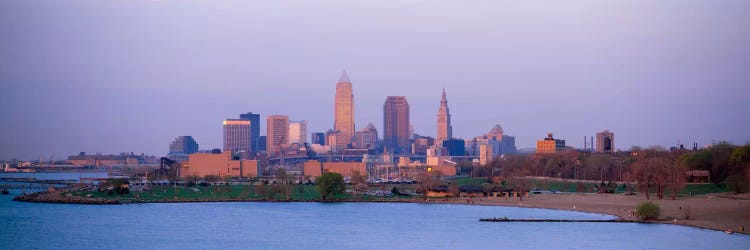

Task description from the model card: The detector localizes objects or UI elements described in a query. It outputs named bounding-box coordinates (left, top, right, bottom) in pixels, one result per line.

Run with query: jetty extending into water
left=479, top=217, right=636, bottom=223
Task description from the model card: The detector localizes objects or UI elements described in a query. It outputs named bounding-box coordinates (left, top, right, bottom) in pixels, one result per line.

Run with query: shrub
left=726, top=174, right=749, bottom=194
left=636, top=202, right=660, bottom=220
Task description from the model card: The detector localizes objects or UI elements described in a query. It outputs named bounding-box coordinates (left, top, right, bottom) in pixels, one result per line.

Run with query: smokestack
left=584, top=136, right=587, bottom=151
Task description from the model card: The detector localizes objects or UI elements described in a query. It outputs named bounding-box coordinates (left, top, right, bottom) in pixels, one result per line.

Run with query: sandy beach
left=428, top=193, right=750, bottom=234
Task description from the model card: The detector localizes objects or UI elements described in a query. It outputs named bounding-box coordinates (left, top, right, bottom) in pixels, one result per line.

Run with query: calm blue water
left=1, top=174, right=749, bottom=249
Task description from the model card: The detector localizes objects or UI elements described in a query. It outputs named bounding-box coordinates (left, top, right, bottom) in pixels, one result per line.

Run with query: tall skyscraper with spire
left=437, top=87, right=453, bottom=142
left=334, top=70, right=355, bottom=145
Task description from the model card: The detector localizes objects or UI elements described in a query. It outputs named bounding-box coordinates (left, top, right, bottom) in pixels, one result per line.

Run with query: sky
left=1, top=0, right=749, bottom=160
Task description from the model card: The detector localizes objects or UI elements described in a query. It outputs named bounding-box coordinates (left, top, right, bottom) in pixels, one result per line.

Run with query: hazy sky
left=1, top=0, right=749, bottom=160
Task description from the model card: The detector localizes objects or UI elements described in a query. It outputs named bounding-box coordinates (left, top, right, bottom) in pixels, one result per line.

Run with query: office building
left=596, top=130, right=615, bottom=153
left=167, top=136, right=199, bottom=162
left=334, top=71, right=355, bottom=145
left=311, top=132, right=326, bottom=145
left=239, top=112, right=261, bottom=152
left=288, top=120, right=308, bottom=144
left=354, top=123, right=378, bottom=149
left=383, top=96, right=410, bottom=153
left=266, top=115, right=289, bottom=156
left=442, top=138, right=466, bottom=156
left=537, top=133, right=566, bottom=154
left=223, top=119, right=251, bottom=159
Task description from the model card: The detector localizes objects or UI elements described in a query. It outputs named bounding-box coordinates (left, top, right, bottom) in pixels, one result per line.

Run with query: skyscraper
left=223, top=119, right=251, bottom=159
left=239, top=112, right=260, bottom=152
left=167, top=136, right=199, bottom=162
left=383, top=96, right=410, bottom=153
left=266, top=115, right=289, bottom=156
left=334, top=71, right=355, bottom=145
left=437, top=87, right=453, bottom=142
left=288, top=120, right=307, bottom=144
left=169, top=136, right=199, bottom=155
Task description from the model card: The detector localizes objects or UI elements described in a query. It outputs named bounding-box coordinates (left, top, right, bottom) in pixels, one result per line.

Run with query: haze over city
left=2, top=0, right=749, bottom=160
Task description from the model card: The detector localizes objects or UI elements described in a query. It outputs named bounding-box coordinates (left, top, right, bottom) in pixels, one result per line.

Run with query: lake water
left=1, top=174, right=749, bottom=249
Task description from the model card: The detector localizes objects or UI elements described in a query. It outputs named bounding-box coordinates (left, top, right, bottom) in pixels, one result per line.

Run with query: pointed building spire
left=441, top=87, right=447, bottom=103
left=338, top=70, right=351, bottom=83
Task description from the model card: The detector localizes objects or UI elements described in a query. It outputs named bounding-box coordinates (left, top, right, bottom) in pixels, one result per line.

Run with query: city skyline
left=2, top=1, right=749, bottom=160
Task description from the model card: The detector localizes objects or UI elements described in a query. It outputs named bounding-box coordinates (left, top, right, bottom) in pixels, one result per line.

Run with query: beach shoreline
left=12, top=189, right=750, bottom=235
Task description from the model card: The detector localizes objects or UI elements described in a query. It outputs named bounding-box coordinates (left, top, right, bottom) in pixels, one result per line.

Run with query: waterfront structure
left=436, top=87, right=453, bottom=143
left=303, top=160, right=366, bottom=178
left=181, top=151, right=259, bottom=177
left=596, top=130, right=615, bottom=153
left=239, top=112, right=261, bottom=152
left=288, top=120, right=307, bottom=144
left=383, top=96, right=410, bottom=153
left=311, top=132, right=326, bottom=145
left=67, top=152, right=157, bottom=166
left=334, top=71, right=355, bottom=145
left=537, top=133, right=566, bottom=154
left=266, top=115, right=289, bottom=156
left=223, top=119, right=252, bottom=159
left=354, top=123, right=378, bottom=149
left=167, top=136, right=199, bottom=162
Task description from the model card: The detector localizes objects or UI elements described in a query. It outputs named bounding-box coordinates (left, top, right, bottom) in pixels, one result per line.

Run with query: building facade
left=436, top=88, right=453, bottom=143
left=596, top=130, right=615, bottom=153
left=311, top=132, right=326, bottom=145
left=334, top=71, right=355, bottom=145
left=181, top=151, right=260, bottom=177
left=239, top=112, right=261, bottom=152
left=303, top=160, right=366, bottom=178
left=288, top=120, right=308, bottom=144
left=354, top=123, right=378, bottom=149
left=383, top=96, right=410, bottom=154
left=223, top=119, right=251, bottom=159
left=266, top=115, right=289, bottom=156
left=537, top=133, right=566, bottom=154
left=167, top=136, right=199, bottom=162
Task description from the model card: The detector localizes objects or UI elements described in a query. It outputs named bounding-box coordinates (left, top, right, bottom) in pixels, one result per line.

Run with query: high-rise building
left=437, top=87, right=453, bottom=142
left=537, top=133, right=566, bottom=154
left=383, top=96, right=410, bottom=153
left=334, top=71, right=355, bottom=145
left=239, top=112, right=260, bottom=152
left=288, top=120, right=307, bottom=144
left=167, top=136, right=199, bottom=162
left=266, top=115, right=289, bottom=156
left=257, top=136, right=267, bottom=152
left=311, top=132, right=326, bottom=145
left=596, top=130, right=615, bottom=153
left=223, top=119, right=252, bottom=159
left=354, top=123, right=378, bottom=149
left=169, top=136, right=199, bottom=155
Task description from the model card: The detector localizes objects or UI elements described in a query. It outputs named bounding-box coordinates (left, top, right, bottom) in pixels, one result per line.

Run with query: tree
left=726, top=174, right=749, bottom=194
left=275, top=168, right=293, bottom=200
left=416, top=170, right=434, bottom=200
left=317, top=172, right=345, bottom=200
left=351, top=170, right=368, bottom=195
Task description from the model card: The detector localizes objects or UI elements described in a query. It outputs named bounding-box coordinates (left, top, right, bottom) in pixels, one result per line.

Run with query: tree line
left=475, top=142, right=750, bottom=199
